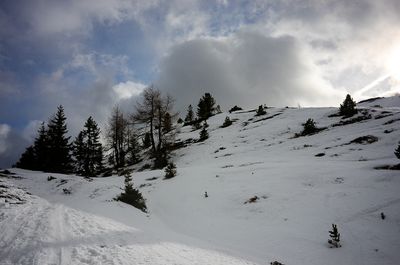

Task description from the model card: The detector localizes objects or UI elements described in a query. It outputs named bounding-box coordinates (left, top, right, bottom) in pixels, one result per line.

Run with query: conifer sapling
left=164, top=162, right=177, bottom=179
left=199, top=122, right=209, bottom=141
left=395, top=142, right=400, bottom=160
left=116, top=173, right=147, bottom=212
left=328, top=223, right=341, bottom=248
left=255, top=105, right=266, bottom=116
left=222, top=116, right=232, bottom=128
left=339, top=94, right=357, bottom=117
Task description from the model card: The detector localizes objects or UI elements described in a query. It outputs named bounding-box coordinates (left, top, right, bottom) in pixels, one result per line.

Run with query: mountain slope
left=1, top=96, right=400, bottom=265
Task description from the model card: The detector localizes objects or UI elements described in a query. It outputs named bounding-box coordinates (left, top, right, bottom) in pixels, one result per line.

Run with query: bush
left=164, top=162, right=177, bottom=179
left=294, top=118, right=325, bottom=137
left=339, top=94, right=357, bottom=117
left=229, top=105, right=242, bottom=113
left=221, top=116, right=232, bottom=128
left=116, top=174, right=147, bottom=212
left=255, top=105, right=266, bottom=116
left=302, top=118, right=317, bottom=135
left=395, top=142, right=400, bottom=159
left=177, top=118, right=183, bottom=124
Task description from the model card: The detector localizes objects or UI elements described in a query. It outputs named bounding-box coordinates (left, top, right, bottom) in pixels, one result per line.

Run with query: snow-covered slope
left=1, top=97, right=400, bottom=265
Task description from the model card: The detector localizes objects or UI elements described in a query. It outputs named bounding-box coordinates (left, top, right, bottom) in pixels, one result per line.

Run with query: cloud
left=22, top=120, right=43, bottom=142
left=113, top=81, right=146, bottom=100
left=0, top=124, right=29, bottom=168
left=0, top=124, right=11, bottom=154
left=2, top=0, right=400, bottom=167
left=157, top=29, right=342, bottom=113
left=266, top=0, right=400, bottom=98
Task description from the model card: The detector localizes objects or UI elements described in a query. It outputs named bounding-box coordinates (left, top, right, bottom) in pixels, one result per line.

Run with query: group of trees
left=181, top=93, right=220, bottom=142
left=15, top=106, right=103, bottom=176
left=106, top=86, right=176, bottom=170
left=15, top=86, right=178, bottom=176
left=184, top=93, right=219, bottom=126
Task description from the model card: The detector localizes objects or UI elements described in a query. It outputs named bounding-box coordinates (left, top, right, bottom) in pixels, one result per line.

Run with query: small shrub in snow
left=328, top=224, right=341, bottom=248
left=63, top=188, right=71, bottom=194
left=350, top=135, right=378, bottom=144
left=221, top=116, right=232, bottom=128
left=47, top=175, right=56, bottom=181
left=295, top=118, right=325, bottom=137
left=244, top=195, right=259, bottom=204
left=116, top=174, right=147, bottom=212
left=177, top=118, right=183, bottom=124
left=255, top=105, right=266, bottom=116
left=381, top=212, right=386, bottom=220
left=395, top=142, right=400, bottom=159
left=164, top=162, right=177, bottom=179
left=270, top=261, right=284, bottom=265
left=229, top=105, right=243, bottom=113
left=303, top=118, right=317, bottom=135
left=204, top=191, right=208, bottom=198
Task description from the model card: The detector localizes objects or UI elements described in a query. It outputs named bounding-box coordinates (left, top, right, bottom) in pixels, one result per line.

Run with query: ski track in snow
left=0, top=186, right=257, bottom=265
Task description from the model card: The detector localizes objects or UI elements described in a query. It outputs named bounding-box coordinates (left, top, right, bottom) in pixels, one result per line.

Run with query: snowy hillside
left=1, top=96, right=400, bottom=265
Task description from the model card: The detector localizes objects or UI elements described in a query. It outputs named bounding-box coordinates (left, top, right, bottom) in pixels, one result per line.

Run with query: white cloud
left=26, top=0, right=159, bottom=36
left=113, top=81, right=146, bottom=100
left=0, top=124, right=11, bottom=154
left=22, top=120, right=43, bottom=142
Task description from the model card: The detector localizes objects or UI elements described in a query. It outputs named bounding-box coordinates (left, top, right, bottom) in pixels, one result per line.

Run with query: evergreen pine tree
left=328, top=224, right=341, bottom=248
left=14, top=146, right=36, bottom=169
left=185, top=104, right=194, bottom=123
left=199, top=122, right=209, bottom=141
left=47, top=105, right=72, bottom=173
left=197, top=93, right=216, bottom=120
left=302, top=118, right=317, bottom=135
left=72, top=131, right=86, bottom=175
left=83, top=116, right=103, bottom=177
left=339, top=94, right=357, bottom=117
left=164, top=162, right=177, bottom=179
left=33, top=122, right=49, bottom=170
left=73, top=117, right=104, bottom=177
left=117, top=174, right=147, bottom=212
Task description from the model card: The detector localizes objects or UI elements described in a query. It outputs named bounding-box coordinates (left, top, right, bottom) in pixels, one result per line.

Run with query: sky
left=1, top=0, right=400, bottom=167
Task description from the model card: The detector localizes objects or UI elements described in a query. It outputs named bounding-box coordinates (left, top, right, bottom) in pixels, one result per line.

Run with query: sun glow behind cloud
left=386, top=45, right=400, bottom=82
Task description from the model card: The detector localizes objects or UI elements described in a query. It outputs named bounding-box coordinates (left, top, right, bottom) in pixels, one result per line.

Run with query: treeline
left=14, top=106, right=104, bottom=176
left=14, top=87, right=220, bottom=177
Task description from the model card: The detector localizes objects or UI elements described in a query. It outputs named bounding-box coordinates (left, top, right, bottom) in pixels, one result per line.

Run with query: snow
left=1, top=96, right=400, bottom=264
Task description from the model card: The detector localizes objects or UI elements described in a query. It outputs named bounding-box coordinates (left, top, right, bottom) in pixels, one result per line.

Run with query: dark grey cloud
left=157, top=30, right=341, bottom=114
